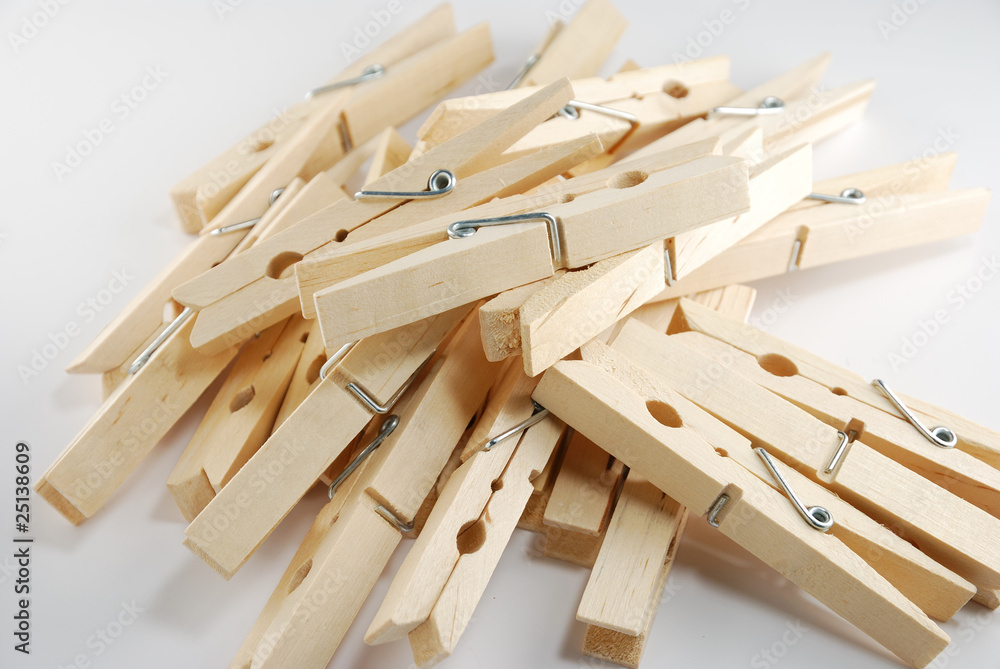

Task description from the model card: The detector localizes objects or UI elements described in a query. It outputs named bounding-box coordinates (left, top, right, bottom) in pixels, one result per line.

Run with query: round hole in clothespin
left=608, top=170, right=648, bottom=190
left=646, top=400, right=683, bottom=428
left=757, top=353, right=798, bottom=378
left=265, top=251, right=304, bottom=280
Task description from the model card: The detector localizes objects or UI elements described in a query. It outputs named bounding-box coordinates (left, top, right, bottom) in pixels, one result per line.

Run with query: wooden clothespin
left=35, top=199, right=315, bottom=523
left=229, top=311, right=502, bottom=669
left=171, top=79, right=580, bottom=353
left=167, top=314, right=312, bottom=521
left=474, top=142, right=810, bottom=376
left=673, top=297, right=1000, bottom=486
left=509, top=0, right=627, bottom=89
left=653, top=152, right=990, bottom=300
left=608, top=318, right=1000, bottom=609
left=183, top=305, right=469, bottom=578
left=364, top=362, right=565, bottom=666
left=167, top=3, right=458, bottom=232
left=416, top=54, right=740, bottom=164
left=533, top=344, right=950, bottom=669
left=298, top=136, right=718, bottom=325
left=576, top=285, right=756, bottom=667
left=660, top=154, right=990, bottom=299
left=308, top=148, right=750, bottom=349
left=579, top=335, right=975, bottom=624
left=627, top=52, right=873, bottom=165
left=68, top=8, right=492, bottom=380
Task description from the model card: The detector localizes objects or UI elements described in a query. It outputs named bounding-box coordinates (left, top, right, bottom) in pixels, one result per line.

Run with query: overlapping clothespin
left=602, top=313, right=1000, bottom=611
left=473, top=142, right=810, bottom=376
left=65, top=4, right=493, bottom=382
left=171, top=79, right=594, bottom=352
left=533, top=337, right=962, bottom=669
left=303, top=141, right=751, bottom=350
left=574, top=285, right=756, bottom=667
left=228, top=310, right=502, bottom=669
left=415, top=54, right=741, bottom=164
left=628, top=52, right=874, bottom=163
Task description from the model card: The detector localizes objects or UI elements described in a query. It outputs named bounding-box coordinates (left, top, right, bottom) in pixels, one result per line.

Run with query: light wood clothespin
left=364, top=362, right=564, bottom=666
left=475, top=143, right=810, bottom=376
left=626, top=52, right=873, bottom=163
left=674, top=297, right=1000, bottom=479
left=533, top=346, right=950, bottom=669
left=299, top=136, right=720, bottom=329
left=577, top=285, right=757, bottom=667
left=168, top=3, right=458, bottom=232
left=182, top=305, right=470, bottom=578
left=167, top=315, right=312, bottom=521
left=171, top=79, right=579, bottom=352
left=609, top=318, right=1000, bottom=608
left=417, top=55, right=740, bottom=165
left=652, top=153, right=990, bottom=300
left=229, top=312, right=501, bottom=669
left=309, top=151, right=750, bottom=349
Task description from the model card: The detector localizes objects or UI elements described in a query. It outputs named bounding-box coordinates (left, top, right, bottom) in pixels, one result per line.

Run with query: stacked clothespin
left=38, top=1, right=998, bottom=668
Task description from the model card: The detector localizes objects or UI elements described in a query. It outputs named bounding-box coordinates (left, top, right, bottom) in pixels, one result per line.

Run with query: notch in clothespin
left=229, top=310, right=502, bottom=669
left=170, top=79, right=580, bottom=354
left=309, top=147, right=750, bottom=350
left=533, top=345, right=952, bottom=669
left=608, top=317, right=1000, bottom=609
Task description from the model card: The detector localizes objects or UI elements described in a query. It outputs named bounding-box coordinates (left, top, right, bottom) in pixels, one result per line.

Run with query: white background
left=2, top=1, right=999, bottom=668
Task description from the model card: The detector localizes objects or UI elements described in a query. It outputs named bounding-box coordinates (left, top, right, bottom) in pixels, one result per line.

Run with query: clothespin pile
left=38, top=2, right=999, bottom=668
